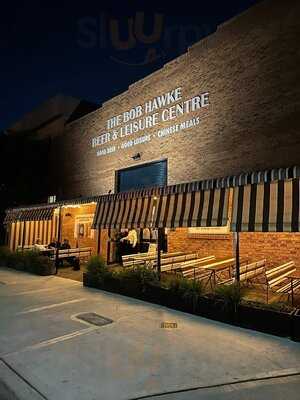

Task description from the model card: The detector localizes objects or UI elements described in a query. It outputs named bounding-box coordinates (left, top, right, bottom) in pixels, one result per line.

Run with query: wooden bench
left=221, top=259, right=266, bottom=285
left=17, top=245, right=48, bottom=252
left=265, top=261, right=299, bottom=303
left=155, top=253, right=203, bottom=272
left=51, top=247, right=92, bottom=262
left=189, top=258, right=236, bottom=286
left=122, top=252, right=156, bottom=267
left=122, top=251, right=184, bottom=268
left=179, top=257, right=217, bottom=287
left=164, top=255, right=215, bottom=274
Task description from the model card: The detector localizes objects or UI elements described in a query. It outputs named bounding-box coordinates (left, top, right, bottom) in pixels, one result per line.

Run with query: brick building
left=4, top=0, right=300, bottom=268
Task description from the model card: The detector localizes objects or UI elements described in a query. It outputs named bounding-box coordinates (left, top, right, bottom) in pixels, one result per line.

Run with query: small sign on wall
left=78, top=223, right=85, bottom=237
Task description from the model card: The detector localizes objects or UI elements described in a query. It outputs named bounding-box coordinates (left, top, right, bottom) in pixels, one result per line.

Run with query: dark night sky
left=0, top=0, right=260, bottom=131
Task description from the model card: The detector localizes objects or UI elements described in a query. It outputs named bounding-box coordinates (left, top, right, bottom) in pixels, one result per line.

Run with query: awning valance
left=4, top=206, right=56, bottom=225
left=92, top=187, right=229, bottom=229
left=231, top=178, right=300, bottom=232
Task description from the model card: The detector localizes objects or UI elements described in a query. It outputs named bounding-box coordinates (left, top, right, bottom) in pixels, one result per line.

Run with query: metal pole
left=234, top=231, right=240, bottom=284
left=5, top=226, right=9, bottom=246
left=97, top=228, right=101, bottom=256
left=107, top=228, right=111, bottom=264
left=157, top=228, right=162, bottom=280
left=22, top=221, right=26, bottom=249
left=55, top=206, right=62, bottom=274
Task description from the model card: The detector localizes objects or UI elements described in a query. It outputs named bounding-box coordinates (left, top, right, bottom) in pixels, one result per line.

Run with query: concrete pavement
left=0, top=266, right=300, bottom=400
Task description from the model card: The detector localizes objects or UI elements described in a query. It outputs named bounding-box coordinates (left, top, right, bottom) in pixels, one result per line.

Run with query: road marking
left=16, top=298, right=86, bottom=315
left=1, top=280, right=48, bottom=285
left=11, top=286, right=80, bottom=296
left=4, top=327, right=97, bottom=356
left=1, top=287, right=63, bottom=296
left=26, top=326, right=97, bottom=349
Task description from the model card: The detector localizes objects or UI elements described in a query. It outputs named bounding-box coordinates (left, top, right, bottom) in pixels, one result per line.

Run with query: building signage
left=91, top=87, right=209, bottom=157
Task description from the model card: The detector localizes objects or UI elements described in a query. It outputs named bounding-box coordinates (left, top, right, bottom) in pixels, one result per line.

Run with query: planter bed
left=291, top=309, right=300, bottom=342
left=197, top=295, right=237, bottom=324
left=83, top=274, right=236, bottom=322
left=238, top=302, right=294, bottom=338
left=7, top=263, right=56, bottom=276
left=83, top=273, right=295, bottom=338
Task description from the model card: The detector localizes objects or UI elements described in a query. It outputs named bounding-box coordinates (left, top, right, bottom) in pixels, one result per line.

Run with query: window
left=74, top=215, right=94, bottom=239
left=116, top=160, right=167, bottom=192
left=188, top=225, right=230, bottom=235
left=48, top=195, right=56, bottom=204
left=188, top=220, right=231, bottom=238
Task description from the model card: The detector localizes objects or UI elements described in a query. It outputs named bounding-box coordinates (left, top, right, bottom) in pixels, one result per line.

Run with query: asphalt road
left=0, top=267, right=300, bottom=400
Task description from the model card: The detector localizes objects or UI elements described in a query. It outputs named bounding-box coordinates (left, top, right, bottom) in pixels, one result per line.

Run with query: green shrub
left=215, top=283, right=243, bottom=312
left=0, top=248, right=54, bottom=275
left=180, top=279, right=204, bottom=297
left=114, top=266, right=158, bottom=293
left=86, top=256, right=112, bottom=282
left=164, top=276, right=204, bottom=310
left=165, top=276, right=203, bottom=294
left=163, top=275, right=181, bottom=292
left=117, top=266, right=158, bottom=283
left=0, top=246, right=12, bottom=266
left=23, top=251, right=54, bottom=275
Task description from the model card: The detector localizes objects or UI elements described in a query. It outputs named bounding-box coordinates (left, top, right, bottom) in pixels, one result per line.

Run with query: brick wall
left=239, top=232, right=300, bottom=267
left=168, top=228, right=300, bottom=267
left=50, top=0, right=300, bottom=199
left=168, top=228, right=234, bottom=259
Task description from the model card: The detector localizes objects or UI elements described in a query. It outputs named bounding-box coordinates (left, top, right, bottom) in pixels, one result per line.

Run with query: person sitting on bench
left=34, top=239, right=47, bottom=252
left=60, top=239, right=80, bottom=270
left=48, top=237, right=59, bottom=249
left=61, top=238, right=71, bottom=250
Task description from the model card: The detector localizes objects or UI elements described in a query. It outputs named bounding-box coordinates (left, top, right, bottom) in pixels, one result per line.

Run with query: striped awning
left=231, top=178, right=300, bottom=232
left=4, top=206, right=55, bottom=225
left=92, top=187, right=229, bottom=229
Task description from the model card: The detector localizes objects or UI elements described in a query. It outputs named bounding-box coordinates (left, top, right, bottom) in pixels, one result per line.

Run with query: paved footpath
left=0, top=267, right=300, bottom=400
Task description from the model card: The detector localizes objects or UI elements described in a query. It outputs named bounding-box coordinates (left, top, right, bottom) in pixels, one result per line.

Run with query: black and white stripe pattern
left=92, top=188, right=229, bottom=229
left=231, top=178, right=300, bottom=232
left=4, top=206, right=55, bottom=225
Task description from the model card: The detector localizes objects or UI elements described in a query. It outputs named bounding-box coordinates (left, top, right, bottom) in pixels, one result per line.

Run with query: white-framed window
left=188, top=222, right=230, bottom=235
left=48, top=195, right=56, bottom=204
left=74, top=214, right=95, bottom=239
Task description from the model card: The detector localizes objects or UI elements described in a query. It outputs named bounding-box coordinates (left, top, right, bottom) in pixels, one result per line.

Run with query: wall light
left=131, top=153, right=141, bottom=161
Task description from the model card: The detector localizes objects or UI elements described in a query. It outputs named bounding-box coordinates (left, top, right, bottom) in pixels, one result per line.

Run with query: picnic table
left=200, top=258, right=236, bottom=286
left=131, top=252, right=192, bottom=269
